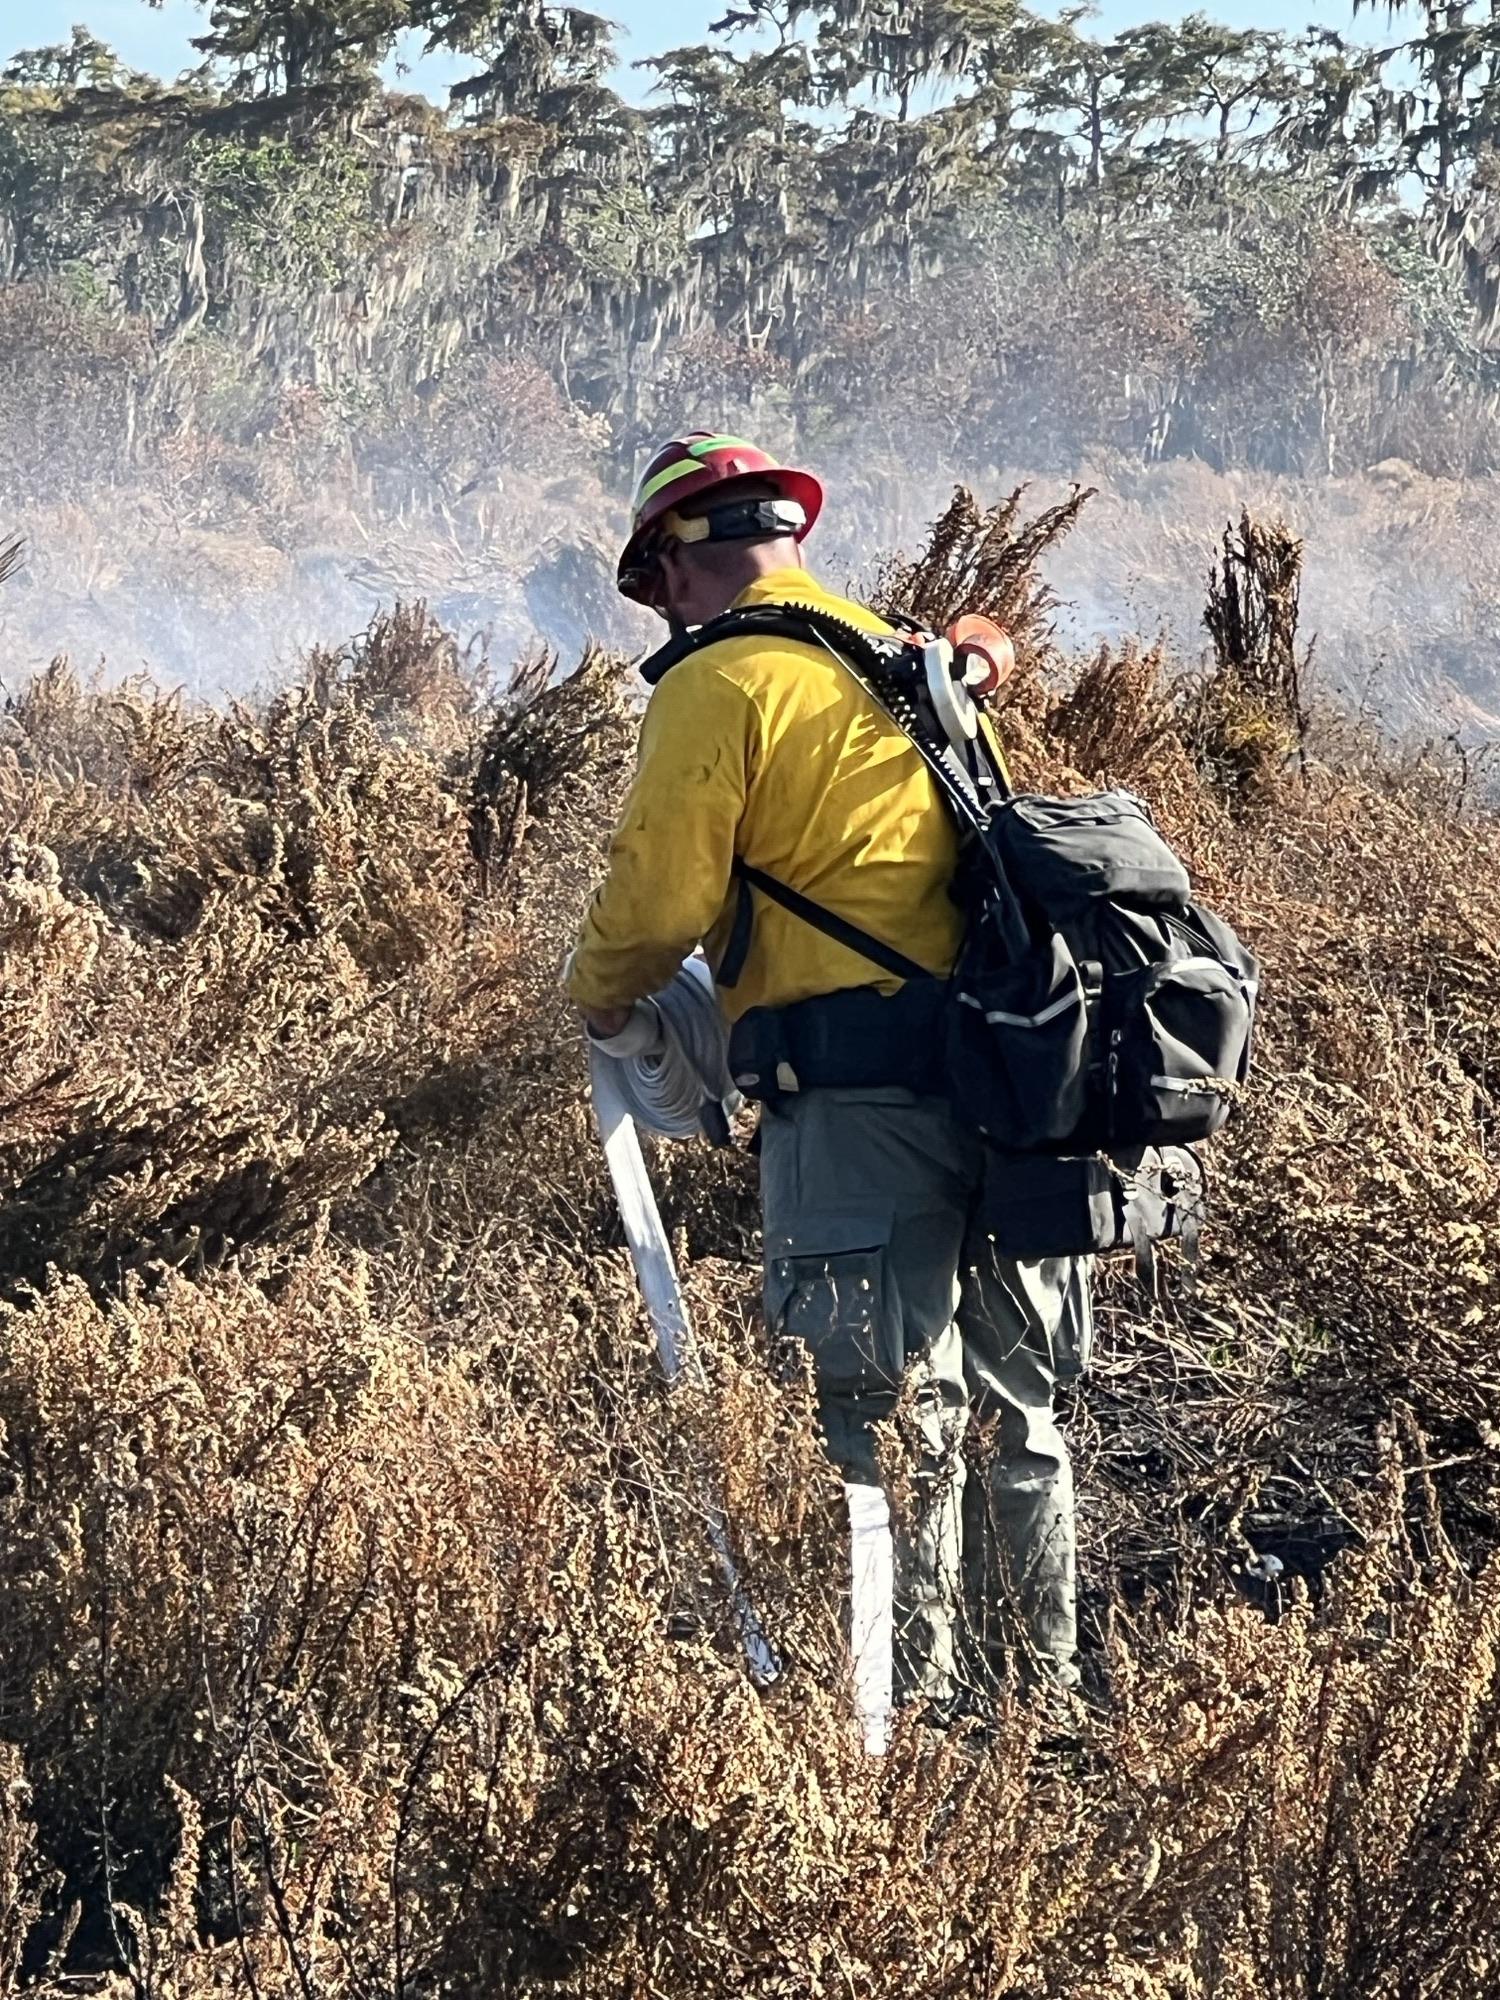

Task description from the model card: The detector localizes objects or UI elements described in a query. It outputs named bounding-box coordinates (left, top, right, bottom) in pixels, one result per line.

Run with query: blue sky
left=8, top=0, right=1376, bottom=99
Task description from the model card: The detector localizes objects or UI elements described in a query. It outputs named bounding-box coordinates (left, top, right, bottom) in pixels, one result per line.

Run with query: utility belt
left=727, top=979, right=948, bottom=1104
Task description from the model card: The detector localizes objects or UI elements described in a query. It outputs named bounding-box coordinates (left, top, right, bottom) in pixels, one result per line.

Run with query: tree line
left=4, top=0, right=1500, bottom=502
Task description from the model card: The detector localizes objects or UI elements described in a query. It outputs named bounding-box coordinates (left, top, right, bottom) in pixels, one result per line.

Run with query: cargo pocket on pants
left=764, top=1208, right=901, bottom=1399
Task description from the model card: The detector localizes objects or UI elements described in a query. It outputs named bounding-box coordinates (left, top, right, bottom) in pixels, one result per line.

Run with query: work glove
left=585, top=999, right=665, bottom=1060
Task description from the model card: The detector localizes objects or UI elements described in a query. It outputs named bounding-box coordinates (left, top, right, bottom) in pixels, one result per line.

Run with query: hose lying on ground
left=586, top=958, right=779, bottom=1685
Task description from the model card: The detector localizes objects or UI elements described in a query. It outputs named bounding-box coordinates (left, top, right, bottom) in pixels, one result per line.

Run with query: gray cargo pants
left=761, top=1086, right=1083, bottom=1706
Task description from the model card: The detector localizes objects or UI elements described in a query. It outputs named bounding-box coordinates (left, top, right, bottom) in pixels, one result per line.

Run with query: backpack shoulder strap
left=643, top=600, right=1029, bottom=978
left=646, top=602, right=1009, bottom=814
left=641, top=602, right=912, bottom=688
left=718, top=858, right=933, bottom=990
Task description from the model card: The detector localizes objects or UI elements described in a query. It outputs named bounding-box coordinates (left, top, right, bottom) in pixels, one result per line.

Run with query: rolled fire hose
left=587, top=960, right=894, bottom=1749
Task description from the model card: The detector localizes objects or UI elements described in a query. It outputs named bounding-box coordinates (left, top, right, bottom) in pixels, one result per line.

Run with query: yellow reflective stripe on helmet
left=634, top=437, right=778, bottom=517
left=687, top=434, right=762, bottom=458
left=635, top=456, right=709, bottom=511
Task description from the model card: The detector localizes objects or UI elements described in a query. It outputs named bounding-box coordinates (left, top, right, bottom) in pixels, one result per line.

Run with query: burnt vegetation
left=0, top=487, right=1497, bottom=1994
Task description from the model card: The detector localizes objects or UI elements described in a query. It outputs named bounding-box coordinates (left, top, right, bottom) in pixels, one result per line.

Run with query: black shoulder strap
left=641, top=602, right=916, bottom=688
left=640, top=625, right=706, bottom=687
left=644, top=603, right=1010, bottom=811
left=646, top=599, right=1028, bottom=978
left=718, top=858, right=932, bottom=990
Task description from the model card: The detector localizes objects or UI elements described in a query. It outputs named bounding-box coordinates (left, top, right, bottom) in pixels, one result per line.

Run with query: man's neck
left=729, top=542, right=805, bottom=597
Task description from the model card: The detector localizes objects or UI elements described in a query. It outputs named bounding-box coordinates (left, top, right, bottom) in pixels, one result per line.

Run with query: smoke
left=0, top=471, right=648, bottom=704
left=1034, top=456, right=1500, bottom=737
left=3, top=381, right=1499, bottom=742
left=832, top=447, right=1500, bottom=738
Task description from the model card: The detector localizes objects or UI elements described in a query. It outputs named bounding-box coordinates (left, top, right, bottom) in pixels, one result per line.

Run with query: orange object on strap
left=945, top=615, right=1015, bottom=698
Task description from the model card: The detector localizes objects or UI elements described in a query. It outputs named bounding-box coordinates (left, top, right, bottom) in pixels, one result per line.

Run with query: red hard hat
left=618, top=431, right=824, bottom=604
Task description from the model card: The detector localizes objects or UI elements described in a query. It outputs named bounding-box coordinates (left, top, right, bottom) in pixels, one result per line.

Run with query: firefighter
left=566, top=432, right=1082, bottom=1712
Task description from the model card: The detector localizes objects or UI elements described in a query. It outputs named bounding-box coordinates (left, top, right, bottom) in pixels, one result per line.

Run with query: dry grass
left=0, top=494, right=1498, bottom=1995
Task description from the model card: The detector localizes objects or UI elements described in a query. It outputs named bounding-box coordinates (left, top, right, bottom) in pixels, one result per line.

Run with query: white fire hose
left=587, top=959, right=893, bottom=1749
left=586, top=960, right=779, bottom=1686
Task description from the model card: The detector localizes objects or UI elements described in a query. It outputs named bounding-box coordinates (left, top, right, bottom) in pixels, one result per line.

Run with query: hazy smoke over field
left=0, top=465, right=647, bottom=704
left=4, top=407, right=1500, bottom=738
left=827, top=451, right=1500, bottom=736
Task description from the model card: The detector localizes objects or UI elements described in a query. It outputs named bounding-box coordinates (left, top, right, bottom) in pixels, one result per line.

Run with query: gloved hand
left=585, top=999, right=665, bottom=1059
left=584, top=1004, right=635, bottom=1039
left=561, top=947, right=640, bottom=1042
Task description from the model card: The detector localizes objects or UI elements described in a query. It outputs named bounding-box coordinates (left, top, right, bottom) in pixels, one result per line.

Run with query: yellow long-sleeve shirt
left=566, top=567, right=976, bottom=1023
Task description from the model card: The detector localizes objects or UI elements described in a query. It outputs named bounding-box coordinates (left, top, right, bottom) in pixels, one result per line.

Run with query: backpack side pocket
left=1108, top=955, right=1253, bottom=1144
left=948, top=932, right=1090, bottom=1150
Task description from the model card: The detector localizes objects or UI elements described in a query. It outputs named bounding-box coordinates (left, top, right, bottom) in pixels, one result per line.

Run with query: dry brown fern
left=870, top=483, right=1095, bottom=668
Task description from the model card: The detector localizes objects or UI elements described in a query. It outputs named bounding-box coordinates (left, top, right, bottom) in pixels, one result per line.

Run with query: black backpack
left=645, top=603, right=1260, bottom=1269
left=947, top=786, right=1259, bottom=1156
